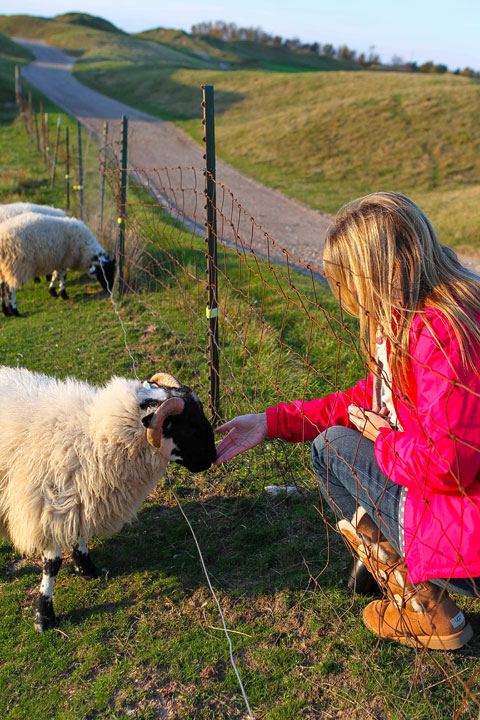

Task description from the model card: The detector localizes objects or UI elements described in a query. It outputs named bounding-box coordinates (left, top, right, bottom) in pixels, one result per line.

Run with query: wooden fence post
left=51, top=116, right=62, bottom=187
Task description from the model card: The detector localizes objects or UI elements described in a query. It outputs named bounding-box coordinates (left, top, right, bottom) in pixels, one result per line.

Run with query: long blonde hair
left=324, top=192, right=480, bottom=388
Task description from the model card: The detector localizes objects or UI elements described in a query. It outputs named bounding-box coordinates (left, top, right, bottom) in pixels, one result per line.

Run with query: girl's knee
left=312, top=426, right=357, bottom=463
left=312, top=426, right=346, bottom=474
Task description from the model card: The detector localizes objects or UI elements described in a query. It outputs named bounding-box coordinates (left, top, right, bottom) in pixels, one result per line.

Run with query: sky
left=3, top=0, right=479, bottom=71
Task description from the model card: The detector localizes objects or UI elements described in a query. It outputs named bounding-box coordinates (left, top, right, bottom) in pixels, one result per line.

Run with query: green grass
left=0, top=39, right=480, bottom=720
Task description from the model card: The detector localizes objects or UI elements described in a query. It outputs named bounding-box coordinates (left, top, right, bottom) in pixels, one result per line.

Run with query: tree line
left=190, top=20, right=478, bottom=76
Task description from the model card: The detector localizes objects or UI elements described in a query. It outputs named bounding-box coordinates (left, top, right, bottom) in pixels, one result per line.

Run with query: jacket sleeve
left=374, top=314, right=480, bottom=493
left=266, top=374, right=374, bottom=443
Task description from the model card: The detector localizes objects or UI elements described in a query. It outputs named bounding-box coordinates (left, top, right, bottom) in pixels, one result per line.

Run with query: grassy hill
left=2, top=12, right=480, bottom=254
left=0, top=13, right=358, bottom=72
left=0, top=14, right=215, bottom=67
left=137, top=27, right=358, bottom=71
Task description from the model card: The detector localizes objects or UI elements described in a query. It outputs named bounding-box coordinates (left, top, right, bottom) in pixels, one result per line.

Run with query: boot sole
left=363, top=611, right=474, bottom=650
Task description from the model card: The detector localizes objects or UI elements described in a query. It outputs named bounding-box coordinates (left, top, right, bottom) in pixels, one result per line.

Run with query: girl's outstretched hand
left=215, top=412, right=268, bottom=464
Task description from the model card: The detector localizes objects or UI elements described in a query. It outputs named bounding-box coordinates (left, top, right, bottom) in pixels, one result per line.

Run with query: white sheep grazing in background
left=0, top=203, right=68, bottom=295
left=0, top=367, right=216, bottom=632
left=0, top=212, right=115, bottom=315
left=0, top=202, right=66, bottom=223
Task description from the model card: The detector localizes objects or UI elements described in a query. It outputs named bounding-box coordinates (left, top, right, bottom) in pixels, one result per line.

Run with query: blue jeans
left=311, top=426, right=479, bottom=598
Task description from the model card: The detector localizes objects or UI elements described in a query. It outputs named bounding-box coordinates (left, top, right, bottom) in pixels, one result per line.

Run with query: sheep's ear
left=146, top=397, right=185, bottom=447
left=149, top=372, right=183, bottom=389
left=142, top=412, right=154, bottom=428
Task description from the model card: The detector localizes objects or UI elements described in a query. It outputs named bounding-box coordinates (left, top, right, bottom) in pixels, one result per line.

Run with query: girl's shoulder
left=410, top=306, right=454, bottom=339
left=410, top=305, right=480, bottom=354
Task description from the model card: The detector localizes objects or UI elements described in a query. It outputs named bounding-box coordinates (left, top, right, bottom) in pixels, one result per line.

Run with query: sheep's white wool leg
left=72, top=538, right=99, bottom=579
left=33, top=546, right=62, bottom=633
left=48, top=271, right=59, bottom=298
left=59, top=270, right=68, bottom=300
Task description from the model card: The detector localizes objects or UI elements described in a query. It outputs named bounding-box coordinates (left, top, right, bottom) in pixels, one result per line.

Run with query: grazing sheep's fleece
left=0, top=366, right=216, bottom=631
left=0, top=202, right=66, bottom=223
left=0, top=212, right=115, bottom=314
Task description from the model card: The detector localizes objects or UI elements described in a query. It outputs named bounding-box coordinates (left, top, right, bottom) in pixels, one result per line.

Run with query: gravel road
left=15, top=38, right=332, bottom=274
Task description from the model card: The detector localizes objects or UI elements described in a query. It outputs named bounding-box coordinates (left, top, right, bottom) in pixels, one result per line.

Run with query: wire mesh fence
left=10, top=90, right=480, bottom=719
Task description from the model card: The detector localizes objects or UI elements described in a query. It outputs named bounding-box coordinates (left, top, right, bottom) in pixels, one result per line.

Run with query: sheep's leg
left=72, top=539, right=99, bottom=579
left=1, top=282, right=11, bottom=316
left=8, top=288, right=19, bottom=317
left=48, top=271, right=59, bottom=298
left=33, top=547, right=62, bottom=632
left=58, top=270, right=68, bottom=300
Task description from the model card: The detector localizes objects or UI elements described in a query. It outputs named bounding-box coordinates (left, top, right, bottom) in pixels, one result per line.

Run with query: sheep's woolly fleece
left=0, top=202, right=66, bottom=223
left=0, top=367, right=175, bottom=554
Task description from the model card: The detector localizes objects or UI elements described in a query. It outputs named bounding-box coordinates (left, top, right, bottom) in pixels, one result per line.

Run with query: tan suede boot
left=338, top=508, right=473, bottom=651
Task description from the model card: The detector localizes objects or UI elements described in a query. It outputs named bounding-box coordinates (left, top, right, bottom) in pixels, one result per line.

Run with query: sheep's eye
left=139, top=399, right=160, bottom=410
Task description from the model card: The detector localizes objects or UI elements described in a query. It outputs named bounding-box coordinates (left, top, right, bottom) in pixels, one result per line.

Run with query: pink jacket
left=266, top=307, right=480, bottom=584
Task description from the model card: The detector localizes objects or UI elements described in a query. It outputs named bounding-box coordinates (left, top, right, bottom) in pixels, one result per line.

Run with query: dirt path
left=15, top=37, right=332, bottom=273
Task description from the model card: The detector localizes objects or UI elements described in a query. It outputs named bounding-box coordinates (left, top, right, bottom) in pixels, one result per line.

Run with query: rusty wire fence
left=15, top=92, right=480, bottom=718
left=101, top=144, right=480, bottom=719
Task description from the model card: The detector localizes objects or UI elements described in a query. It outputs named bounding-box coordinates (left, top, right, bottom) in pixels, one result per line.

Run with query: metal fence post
left=77, top=122, right=85, bottom=221
left=65, top=125, right=70, bottom=211
left=98, top=121, right=109, bottom=239
left=202, top=84, right=220, bottom=422
left=116, top=115, right=128, bottom=296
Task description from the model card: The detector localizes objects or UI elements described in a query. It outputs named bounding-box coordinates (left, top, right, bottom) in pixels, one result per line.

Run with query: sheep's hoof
left=11, top=308, right=20, bottom=317
left=59, top=290, right=69, bottom=300
left=34, top=277, right=41, bottom=284
left=33, top=595, right=56, bottom=632
left=49, top=287, right=58, bottom=298
left=1, top=303, right=11, bottom=317
left=72, top=550, right=100, bottom=579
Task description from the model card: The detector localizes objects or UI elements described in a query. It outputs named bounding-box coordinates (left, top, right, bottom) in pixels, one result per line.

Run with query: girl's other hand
left=347, top=404, right=392, bottom=442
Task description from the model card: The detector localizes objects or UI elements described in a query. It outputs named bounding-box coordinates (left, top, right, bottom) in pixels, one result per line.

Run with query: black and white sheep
left=0, top=367, right=216, bottom=632
left=0, top=212, right=115, bottom=315
left=0, top=202, right=68, bottom=293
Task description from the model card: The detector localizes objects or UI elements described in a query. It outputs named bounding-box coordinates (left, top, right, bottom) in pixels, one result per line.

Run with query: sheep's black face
left=93, top=257, right=116, bottom=293
left=162, top=393, right=216, bottom=472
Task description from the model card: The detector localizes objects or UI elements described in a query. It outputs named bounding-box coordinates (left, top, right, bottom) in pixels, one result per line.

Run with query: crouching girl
left=215, top=191, right=480, bottom=651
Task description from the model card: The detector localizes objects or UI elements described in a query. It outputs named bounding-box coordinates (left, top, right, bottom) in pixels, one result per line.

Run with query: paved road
left=16, top=38, right=332, bottom=274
